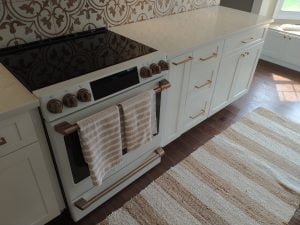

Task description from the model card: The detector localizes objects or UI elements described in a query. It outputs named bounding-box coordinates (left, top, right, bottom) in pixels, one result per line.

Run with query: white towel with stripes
left=120, top=90, right=156, bottom=151
left=77, top=106, right=123, bottom=186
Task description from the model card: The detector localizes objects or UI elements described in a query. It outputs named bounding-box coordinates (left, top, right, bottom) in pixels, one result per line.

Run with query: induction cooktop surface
left=0, top=28, right=157, bottom=91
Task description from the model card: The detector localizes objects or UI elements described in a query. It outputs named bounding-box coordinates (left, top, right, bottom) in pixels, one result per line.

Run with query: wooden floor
left=47, top=60, right=300, bottom=225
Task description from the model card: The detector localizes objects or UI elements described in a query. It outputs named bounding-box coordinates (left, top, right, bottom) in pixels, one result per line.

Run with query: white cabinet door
left=284, top=35, right=300, bottom=66
left=263, top=29, right=285, bottom=60
left=210, top=42, right=263, bottom=116
left=162, top=54, right=192, bottom=146
left=209, top=50, right=240, bottom=115
left=0, top=143, right=59, bottom=225
left=230, top=42, right=263, bottom=101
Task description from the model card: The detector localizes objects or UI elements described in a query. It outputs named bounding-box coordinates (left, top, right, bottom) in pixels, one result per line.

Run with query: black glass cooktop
left=0, top=28, right=156, bottom=91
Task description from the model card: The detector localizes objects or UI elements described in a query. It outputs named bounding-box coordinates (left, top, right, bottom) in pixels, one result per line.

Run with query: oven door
left=45, top=77, right=167, bottom=203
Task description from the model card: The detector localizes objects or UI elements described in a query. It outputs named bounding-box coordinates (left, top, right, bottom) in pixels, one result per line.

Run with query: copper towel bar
left=54, top=79, right=171, bottom=135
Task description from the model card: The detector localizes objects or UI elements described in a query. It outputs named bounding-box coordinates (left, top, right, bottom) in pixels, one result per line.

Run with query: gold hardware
left=195, top=80, right=212, bottom=89
left=74, top=148, right=165, bottom=210
left=241, top=37, right=254, bottom=44
left=190, top=109, right=205, bottom=119
left=199, top=53, right=217, bottom=61
left=0, top=137, right=7, bottom=146
left=154, top=79, right=171, bottom=93
left=172, top=56, right=193, bottom=66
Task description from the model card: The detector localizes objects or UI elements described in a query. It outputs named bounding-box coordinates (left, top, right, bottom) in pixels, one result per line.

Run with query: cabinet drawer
left=193, top=41, right=222, bottom=65
left=184, top=91, right=209, bottom=130
left=0, top=113, right=37, bottom=157
left=224, top=26, right=266, bottom=53
left=188, top=63, right=216, bottom=94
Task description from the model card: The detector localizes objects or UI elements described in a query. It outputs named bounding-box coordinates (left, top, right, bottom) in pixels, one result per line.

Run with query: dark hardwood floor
left=47, top=60, right=300, bottom=225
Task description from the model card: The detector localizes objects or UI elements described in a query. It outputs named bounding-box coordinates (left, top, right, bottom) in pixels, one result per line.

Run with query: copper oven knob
left=63, top=94, right=78, bottom=108
left=77, top=88, right=92, bottom=102
left=150, top=63, right=161, bottom=75
left=47, top=99, right=63, bottom=114
left=158, top=60, right=170, bottom=71
left=140, top=66, right=152, bottom=78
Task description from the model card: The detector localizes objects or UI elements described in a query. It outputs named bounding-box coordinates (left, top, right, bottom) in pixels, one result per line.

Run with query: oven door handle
left=54, top=79, right=171, bottom=135
left=74, top=148, right=165, bottom=210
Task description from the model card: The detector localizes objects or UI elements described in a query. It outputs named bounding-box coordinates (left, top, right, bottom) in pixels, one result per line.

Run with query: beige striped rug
left=99, top=108, right=300, bottom=225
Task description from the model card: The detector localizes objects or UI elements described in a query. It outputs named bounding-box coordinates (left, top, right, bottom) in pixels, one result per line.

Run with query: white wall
left=259, top=0, right=277, bottom=17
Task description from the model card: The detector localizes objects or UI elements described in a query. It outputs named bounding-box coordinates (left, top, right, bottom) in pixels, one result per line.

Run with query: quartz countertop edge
left=109, top=6, right=274, bottom=57
left=0, top=64, right=39, bottom=120
left=269, top=23, right=300, bottom=36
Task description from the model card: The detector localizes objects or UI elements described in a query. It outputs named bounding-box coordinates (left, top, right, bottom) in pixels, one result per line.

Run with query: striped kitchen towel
left=120, top=90, right=156, bottom=151
left=77, top=106, right=123, bottom=186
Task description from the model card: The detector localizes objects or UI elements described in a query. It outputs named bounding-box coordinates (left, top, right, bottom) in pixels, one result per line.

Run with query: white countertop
left=0, top=64, right=39, bottom=120
left=110, top=6, right=273, bottom=56
left=269, top=23, right=300, bottom=36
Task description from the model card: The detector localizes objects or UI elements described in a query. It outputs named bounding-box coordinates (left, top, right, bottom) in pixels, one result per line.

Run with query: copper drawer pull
left=241, top=37, right=254, bottom=44
left=195, top=80, right=212, bottom=89
left=172, top=56, right=193, bottom=66
left=190, top=109, right=205, bottom=119
left=0, top=137, right=7, bottom=146
left=199, top=53, right=217, bottom=61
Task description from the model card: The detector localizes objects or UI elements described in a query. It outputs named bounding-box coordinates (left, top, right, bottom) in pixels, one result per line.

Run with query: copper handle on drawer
left=172, top=56, right=193, bottom=66
left=199, top=53, right=217, bottom=61
left=241, top=37, right=254, bottom=44
left=0, top=137, right=7, bottom=146
left=195, top=80, right=212, bottom=89
left=190, top=109, right=205, bottom=119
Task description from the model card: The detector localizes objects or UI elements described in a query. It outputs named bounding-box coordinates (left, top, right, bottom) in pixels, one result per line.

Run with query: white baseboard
left=260, top=54, right=300, bottom=72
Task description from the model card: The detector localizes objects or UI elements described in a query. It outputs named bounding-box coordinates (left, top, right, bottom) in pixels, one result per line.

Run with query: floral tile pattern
left=0, top=0, right=220, bottom=48
left=0, top=2, right=17, bottom=47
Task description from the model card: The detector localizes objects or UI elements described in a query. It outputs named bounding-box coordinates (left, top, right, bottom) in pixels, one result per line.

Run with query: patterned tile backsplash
left=0, top=0, right=220, bottom=48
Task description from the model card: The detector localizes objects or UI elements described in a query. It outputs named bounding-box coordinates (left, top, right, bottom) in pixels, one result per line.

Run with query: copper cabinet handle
left=241, top=37, right=254, bottom=44
left=190, top=109, right=205, bottom=119
left=199, top=53, right=217, bottom=61
left=0, top=137, right=7, bottom=146
left=195, top=80, right=212, bottom=89
left=172, top=56, right=193, bottom=66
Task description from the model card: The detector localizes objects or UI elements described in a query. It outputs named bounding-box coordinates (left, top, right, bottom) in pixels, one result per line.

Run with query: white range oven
left=0, top=28, right=170, bottom=221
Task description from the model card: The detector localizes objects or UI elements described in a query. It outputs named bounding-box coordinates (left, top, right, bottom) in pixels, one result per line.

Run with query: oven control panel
left=39, top=56, right=169, bottom=122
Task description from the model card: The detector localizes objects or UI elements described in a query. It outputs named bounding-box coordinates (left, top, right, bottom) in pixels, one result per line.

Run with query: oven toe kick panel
left=70, top=148, right=164, bottom=221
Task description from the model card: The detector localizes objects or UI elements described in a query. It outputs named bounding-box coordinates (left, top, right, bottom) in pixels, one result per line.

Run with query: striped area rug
left=99, top=108, right=300, bottom=225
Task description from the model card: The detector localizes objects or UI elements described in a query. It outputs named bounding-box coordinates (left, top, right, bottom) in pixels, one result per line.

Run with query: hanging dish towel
left=120, top=90, right=156, bottom=151
left=77, top=106, right=122, bottom=186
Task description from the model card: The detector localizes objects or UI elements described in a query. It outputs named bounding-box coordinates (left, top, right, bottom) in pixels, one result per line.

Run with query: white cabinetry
left=230, top=43, right=263, bottom=101
left=163, top=25, right=267, bottom=146
left=262, top=29, right=300, bottom=72
left=182, top=41, right=223, bottom=133
left=210, top=42, right=263, bottom=115
left=163, top=54, right=192, bottom=145
left=0, top=112, right=60, bottom=225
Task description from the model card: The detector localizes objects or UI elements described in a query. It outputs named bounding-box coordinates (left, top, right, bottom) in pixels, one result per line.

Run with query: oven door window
left=64, top=91, right=161, bottom=184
